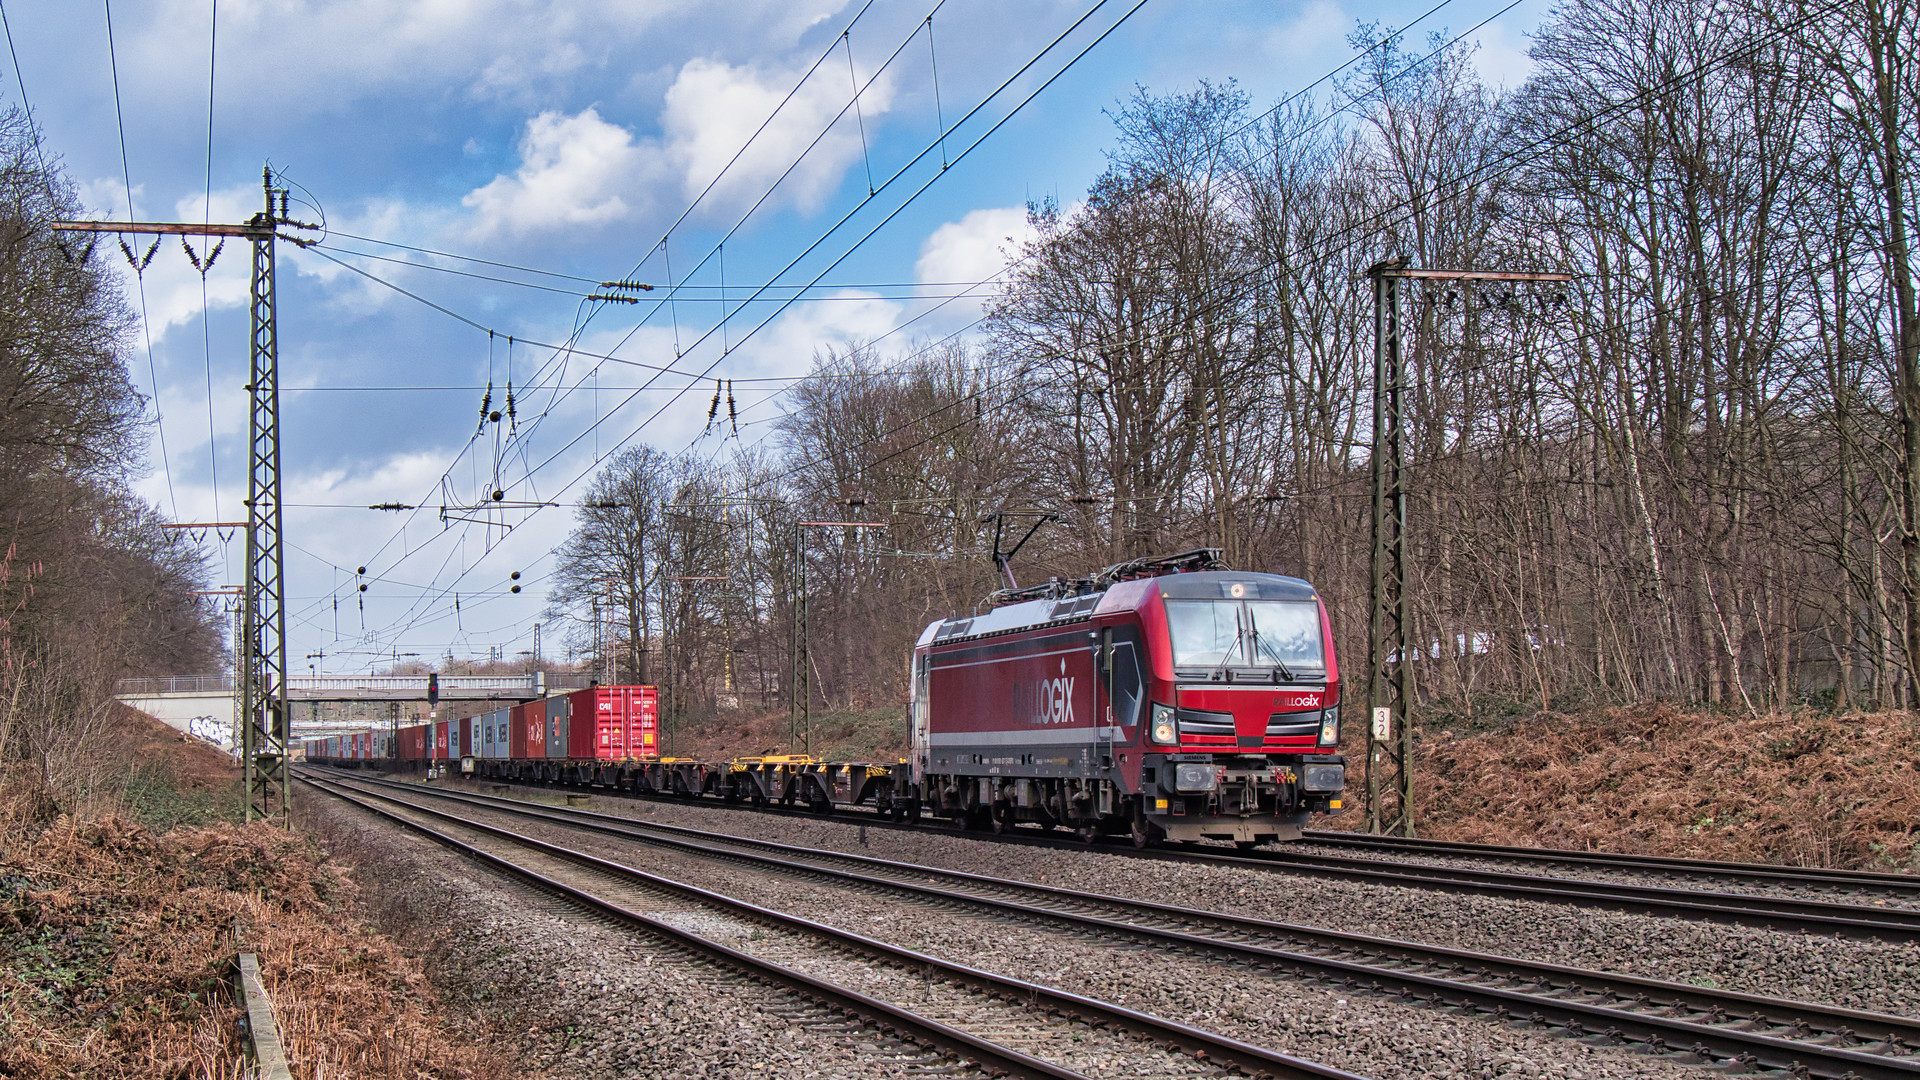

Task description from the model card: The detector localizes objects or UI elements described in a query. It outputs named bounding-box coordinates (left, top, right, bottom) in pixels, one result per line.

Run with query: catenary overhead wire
left=356, top=0, right=1619, bottom=655
left=103, top=0, right=179, bottom=518
left=337, top=0, right=950, bottom=614
left=355, top=0, right=1123, bottom=650
left=200, top=0, right=222, bottom=573
left=372, top=0, right=1152, bottom=646
left=324, top=244, right=1020, bottom=301
left=344, top=0, right=1120, bottom=644
left=351, top=0, right=1829, bottom=661
left=499, top=0, right=1140, bottom=501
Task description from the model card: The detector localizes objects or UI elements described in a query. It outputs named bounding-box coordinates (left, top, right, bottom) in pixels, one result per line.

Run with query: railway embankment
left=0, top=707, right=513, bottom=1079
left=613, top=699, right=1920, bottom=873
left=1391, top=703, right=1920, bottom=871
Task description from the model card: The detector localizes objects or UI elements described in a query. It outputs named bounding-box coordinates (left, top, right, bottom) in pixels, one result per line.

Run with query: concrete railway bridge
left=115, top=672, right=594, bottom=752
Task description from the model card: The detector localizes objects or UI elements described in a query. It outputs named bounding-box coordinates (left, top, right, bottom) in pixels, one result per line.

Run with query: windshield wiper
left=1208, top=605, right=1247, bottom=682
left=1248, top=621, right=1296, bottom=683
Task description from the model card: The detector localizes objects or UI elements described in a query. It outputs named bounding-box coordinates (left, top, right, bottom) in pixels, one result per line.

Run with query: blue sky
left=7, top=0, right=1541, bottom=674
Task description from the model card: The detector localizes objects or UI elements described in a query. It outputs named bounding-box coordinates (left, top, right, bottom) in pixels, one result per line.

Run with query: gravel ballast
left=1274, top=838, right=1920, bottom=912
left=368, top=785, right=1733, bottom=1079
left=300, top=792, right=998, bottom=1080
left=463, top=785, right=1920, bottom=1019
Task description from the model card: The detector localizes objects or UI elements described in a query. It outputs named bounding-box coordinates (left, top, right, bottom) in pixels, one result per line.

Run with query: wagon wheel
left=1074, top=824, right=1098, bottom=845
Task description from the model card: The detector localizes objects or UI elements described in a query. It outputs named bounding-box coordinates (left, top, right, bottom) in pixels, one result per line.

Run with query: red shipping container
left=511, top=700, right=544, bottom=759
left=566, top=686, right=659, bottom=760
left=400, top=724, right=427, bottom=761
left=456, top=717, right=470, bottom=758
left=634, top=686, right=658, bottom=757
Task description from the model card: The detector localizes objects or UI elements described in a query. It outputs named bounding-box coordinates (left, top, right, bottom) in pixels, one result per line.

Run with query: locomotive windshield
left=1165, top=599, right=1325, bottom=673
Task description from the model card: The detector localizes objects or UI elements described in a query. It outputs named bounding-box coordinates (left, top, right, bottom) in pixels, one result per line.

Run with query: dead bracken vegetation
left=0, top=705, right=521, bottom=1080
left=0, top=813, right=519, bottom=1080
left=1390, top=705, right=1920, bottom=871
left=668, top=705, right=909, bottom=763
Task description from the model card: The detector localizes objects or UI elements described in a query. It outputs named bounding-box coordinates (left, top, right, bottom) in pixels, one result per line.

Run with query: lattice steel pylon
left=1362, top=260, right=1572, bottom=837
left=1365, top=258, right=1415, bottom=837
left=242, top=169, right=292, bottom=824
left=57, top=166, right=315, bottom=825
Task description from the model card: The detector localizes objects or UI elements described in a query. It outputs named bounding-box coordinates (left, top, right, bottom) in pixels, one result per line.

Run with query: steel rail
left=1298, top=830, right=1920, bottom=893
left=301, top=774, right=1365, bottom=1080
left=1202, top=845, right=1920, bottom=935
left=308, top=769, right=1920, bottom=1080
left=361, top=765, right=1920, bottom=942
left=303, top=779, right=1083, bottom=1080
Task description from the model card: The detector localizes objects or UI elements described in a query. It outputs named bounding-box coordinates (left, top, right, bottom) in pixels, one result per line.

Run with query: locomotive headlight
left=1150, top=702, right=1177, bottom=745
left=1173, top=763, right=1216, bottom=792
left=1302, top=764, right=1346, bottom=792
left=1318, top=706, right=1340, bottom=746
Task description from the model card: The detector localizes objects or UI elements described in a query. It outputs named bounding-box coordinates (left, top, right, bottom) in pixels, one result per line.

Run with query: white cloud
left=916, top=206, right=1033, bottom=288
left=662, top=55, right=893, bottom=217
left=1470, top=20, right=1535, bottom=91
left=1257, top=0, right=1348, bottom=69
left=910, top=206, right=1036, bottom=326
left=74, top=177, right=143, bottom=220
left=463, top=107, right=663, bottom=238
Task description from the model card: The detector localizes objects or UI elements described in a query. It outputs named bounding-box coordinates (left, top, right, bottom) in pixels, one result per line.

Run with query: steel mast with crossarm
left=56, top=167, right=316, bottom=824
left=1362, top=260, right=1571, bottom=837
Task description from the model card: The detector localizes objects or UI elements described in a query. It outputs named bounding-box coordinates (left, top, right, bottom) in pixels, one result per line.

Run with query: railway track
left=370, top=765, right=1920, bottom=942
left=309, top=769, right=1920, bottom=1080
left=300, top=773, right=1363, bottom=1080
left=1294, top=829, right=1920, bottom=898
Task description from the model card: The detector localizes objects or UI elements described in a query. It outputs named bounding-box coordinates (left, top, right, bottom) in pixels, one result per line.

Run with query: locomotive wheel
left=989, top=801, right=1015, bottom=834
left=1128, top=802, right=1161, bottom=849
left=1075, top=825, right=1098, bottom=845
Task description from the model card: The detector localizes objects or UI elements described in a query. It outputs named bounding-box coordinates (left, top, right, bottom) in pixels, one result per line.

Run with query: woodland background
left=0, top=111, right=222, bottom=813
left=546, top=0, right=1920, bottom=731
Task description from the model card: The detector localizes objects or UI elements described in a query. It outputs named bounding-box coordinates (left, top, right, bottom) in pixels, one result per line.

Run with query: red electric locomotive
left=908, top=550, right=1346, bottom=846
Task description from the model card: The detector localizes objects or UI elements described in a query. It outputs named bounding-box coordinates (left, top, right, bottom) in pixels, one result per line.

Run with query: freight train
left=307, top=550, right=1346, bottom=847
